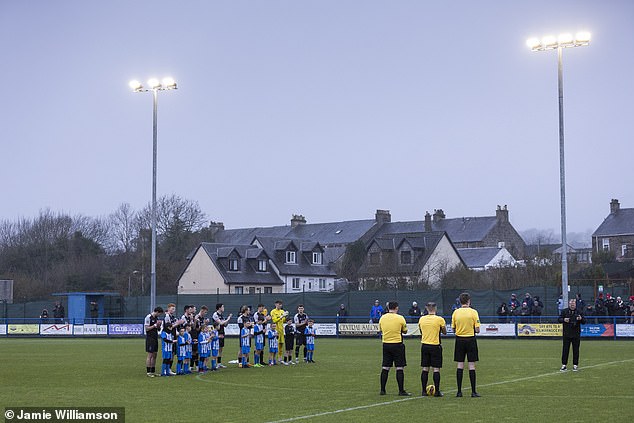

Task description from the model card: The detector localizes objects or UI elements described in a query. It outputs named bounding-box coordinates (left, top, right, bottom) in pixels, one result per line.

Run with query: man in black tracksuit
left=558, top=299, right=586, bottom=372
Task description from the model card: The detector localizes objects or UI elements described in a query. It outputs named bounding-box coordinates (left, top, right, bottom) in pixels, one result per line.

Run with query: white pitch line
left=264, top=357, right=634, bottom=423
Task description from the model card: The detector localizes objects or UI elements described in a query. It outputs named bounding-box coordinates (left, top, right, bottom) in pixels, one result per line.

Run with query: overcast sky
left=1, top=1, right=632, bottom=239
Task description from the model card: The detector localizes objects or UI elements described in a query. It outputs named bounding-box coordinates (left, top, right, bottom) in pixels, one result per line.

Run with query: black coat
left=558, top=307, right=586, bottom=338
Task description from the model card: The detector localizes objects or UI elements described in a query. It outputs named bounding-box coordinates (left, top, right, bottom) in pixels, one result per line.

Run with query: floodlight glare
left=558, top=33, right=574, bottom=46
left=148, top=78, right=161, bottom=89
left=575, top=31, right=591, bottom=44
left=162, top=77, right=177, bottom=89
left=526, top=38, right=541, bottom=50
left=542, top=36, right=558, bottom=49
left=129, top=80, right=143, bottom=91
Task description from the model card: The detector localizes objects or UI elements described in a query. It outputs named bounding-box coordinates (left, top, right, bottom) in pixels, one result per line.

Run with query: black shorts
left=219, top=337, right=225, bottom=348
left=295, top=332, right=306, bottom=346
left=421, top=344, right=443, bottom=368
left=382, top=343, right=406, bottom=368
left=285, top=337, right=295, bottom=351
left=146, top=336, right=158, bottom=353
left=454, top=336, right=478, bottom=362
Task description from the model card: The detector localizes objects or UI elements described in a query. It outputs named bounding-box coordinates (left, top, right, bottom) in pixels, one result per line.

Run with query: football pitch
left=1, top=337, right=632, bottom=422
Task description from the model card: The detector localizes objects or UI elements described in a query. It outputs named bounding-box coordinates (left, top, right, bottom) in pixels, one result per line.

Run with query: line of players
left=144, top=301, right=316, bottom=377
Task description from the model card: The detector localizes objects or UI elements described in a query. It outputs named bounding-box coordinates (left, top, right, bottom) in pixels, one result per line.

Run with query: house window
left=286, top=251, right=297, bottom=264
left=248, top=287, right=256, bottom=294
left=400, top=250, right=412, bottom=265
left=319, top=279, right=326, bottom=290
left=258, top=259, right=267, bottom=272
left=312, top=252, right=323, bottom=265
left=292, top=278, right=300, bottom=290
left=308, top=279, right=313, bottom=290
left=622, top=244, right=628, bottom=257
left=234, top=286, right=243, bottom=295
left=264, top=287, right=273, bottom=294
left=229, top=258, right=239, bottom=271
left=602, top=239, right=610, bottom=251
left=369, top=252, right=380, bottom=266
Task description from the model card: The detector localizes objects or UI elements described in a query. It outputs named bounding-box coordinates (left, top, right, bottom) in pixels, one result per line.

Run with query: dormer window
left=400, top=250, right=412, bottom=265
left=369, top=252, right=380, bottom=266
left=229, top=258, right=239, bottom=271
left=286, top=251, right=297, bottom=264
left=312, top=252, right=323, bottom=265
left=258, top=259, right=267, bottom=272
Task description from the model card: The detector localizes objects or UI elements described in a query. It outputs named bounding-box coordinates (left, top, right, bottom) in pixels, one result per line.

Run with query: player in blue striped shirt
left=184, top=325, right=193, bottom=374
left=304, top=319, right=316, bottom=363
left=240, top=320, right=252, bottom=369
left=253, top=317, right=265, bottom=368
left=176, top=326, right=187, bottom=375
left=198, top=325, right=211, bottom=372
left=160, top=322, right=177, bottom=376
left=267, top=324, right=279, bottom=366
left=210, top=322, right=220, bottom=371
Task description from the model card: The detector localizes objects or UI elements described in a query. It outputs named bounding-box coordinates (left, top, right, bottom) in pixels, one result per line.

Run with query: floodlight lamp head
left=129, top=80, right=144, bottom=92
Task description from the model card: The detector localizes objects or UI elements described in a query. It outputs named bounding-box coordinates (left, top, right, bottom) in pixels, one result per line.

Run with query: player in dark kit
left=144, top=306, right=164, bottom=377
left=293, top=305, right=308, bottom=363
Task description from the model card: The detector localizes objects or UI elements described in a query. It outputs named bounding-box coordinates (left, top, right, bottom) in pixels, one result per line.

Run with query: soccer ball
left=426, top=385, right=435, bottom=396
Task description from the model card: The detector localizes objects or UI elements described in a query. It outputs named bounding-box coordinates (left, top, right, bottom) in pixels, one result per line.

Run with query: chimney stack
left=432, top=209, right=445, bottom=224
left=496, top=205, right=509, bottom=223
left=208, top=221, right=225, bottom=241
left=424, top=212, right=432, bottom=232
left=375, top=209, right=391, bottom=224
left=291, top=214, right=307, bottom=228
left=610, top=199, right=620, bottom=214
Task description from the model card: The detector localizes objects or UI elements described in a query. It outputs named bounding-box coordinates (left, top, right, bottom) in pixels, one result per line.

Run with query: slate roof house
left=357, top=231, right=464, bottom=288
left=177, top=243, right=283, bottom=294
left=457, top=247, right=516, bottom=271
left=592, top=199, right=634, bottom=261
left=181, top=206, right=525, bottom=292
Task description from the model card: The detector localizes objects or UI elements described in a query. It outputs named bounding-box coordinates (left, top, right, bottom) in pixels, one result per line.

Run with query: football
left=426, top=385, right=435, bottom=396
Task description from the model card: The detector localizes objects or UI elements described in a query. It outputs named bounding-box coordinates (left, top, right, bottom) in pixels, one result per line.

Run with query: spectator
left=53, top=302, right=65, bottom=323
left=594, top=294, right=606, bottom=322
left=575, top=293, right=586, bottom=311
left=519, top=302, right=531, bottom=323
left=39, top=308, right=49, bottom=323
left=370, top=300, right=383, bottom=323
left=383, top=301, right=390, bottom=315
left=336, top=304, right=348, bottom=323
left=533, top=296, right=544, bottom=309
left=408, top=301, right=422, bottom=322
left=628, top=296, right=634, bottom=324
left=531, top=298, right=543, bottom=322
left=615, top=296, right=626, bottom=318
left=605, top=294, right=617, bottom=317
left=523, top=293, right=533, bottom=313
left=584, top=305, right=595, bottom=323
left=496, top=302, right=508, bottom=323
left=451, top=297, right=461, bottom=312
left=556, top=295, right=564, bottom=314
left=508, top=294, right=520, bottom=310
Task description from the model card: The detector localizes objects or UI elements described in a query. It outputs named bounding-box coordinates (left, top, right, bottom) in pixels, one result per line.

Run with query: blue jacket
left=370, top=305, right=384, bottom=320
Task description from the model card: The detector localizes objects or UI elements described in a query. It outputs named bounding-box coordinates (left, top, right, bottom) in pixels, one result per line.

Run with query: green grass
left=1, top=337, right=633, bottom=422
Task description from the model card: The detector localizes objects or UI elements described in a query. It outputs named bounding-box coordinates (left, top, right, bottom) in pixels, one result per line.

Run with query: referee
left=378, top=301, right=410, bottom=396
left=451, top=292, right=481, bottom=397
left=418, top=302, right=446, bottom=397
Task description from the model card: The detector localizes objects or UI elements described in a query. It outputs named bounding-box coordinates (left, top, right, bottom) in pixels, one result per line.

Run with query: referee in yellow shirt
left=451, top=292, right=481, bottom=397
left=378, top=301, right=410, bottom=396
left=418, top=302, right=446, bottom=397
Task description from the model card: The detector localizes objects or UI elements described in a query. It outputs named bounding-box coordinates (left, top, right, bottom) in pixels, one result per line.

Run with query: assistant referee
left=451, top=292, right=481, bottom=398
left=378, top=301, right=410, bottom=396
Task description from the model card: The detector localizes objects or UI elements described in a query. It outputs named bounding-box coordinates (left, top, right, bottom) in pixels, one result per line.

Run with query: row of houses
left=177, top=199, right=633, bottom=294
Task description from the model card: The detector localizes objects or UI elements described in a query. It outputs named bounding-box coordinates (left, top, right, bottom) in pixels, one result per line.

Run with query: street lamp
left=527, top=32, right=590, bottom=305
left=129, top=77, right=178, bottom=312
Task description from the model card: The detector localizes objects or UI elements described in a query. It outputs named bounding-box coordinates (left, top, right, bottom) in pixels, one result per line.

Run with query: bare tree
left=135, top=194, right=207, bottom=235
left=107, top=203, right=138, bottom=254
